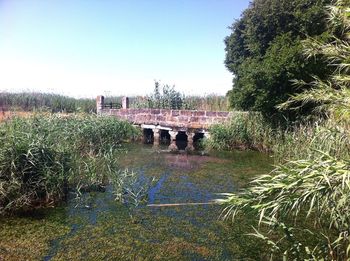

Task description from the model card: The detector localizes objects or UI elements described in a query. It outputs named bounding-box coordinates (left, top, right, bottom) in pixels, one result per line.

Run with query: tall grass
left=130, top=94, right=228, bottom=111
left=0, top=92, right=96, bottom=113
left=273, top=120, right=350, bottom=162
left=0, top=114, right=140, bottom=215
left=182, top=95, right=228, bottom=111
left=129, top=81, right=228, bottom=111
left=218, top=152, right=350, bottom=260
left=0, top=91, right=228, bottom=113
left=207, top=113, right=350, bottom=163
left=205, top=112, right=275, bottom=152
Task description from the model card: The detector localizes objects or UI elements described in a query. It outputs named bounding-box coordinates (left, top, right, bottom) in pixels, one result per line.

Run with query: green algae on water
left=0, top=144, right=273, bottom=260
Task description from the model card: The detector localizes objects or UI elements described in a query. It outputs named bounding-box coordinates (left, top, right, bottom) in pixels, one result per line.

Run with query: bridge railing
left=102, top=102, right=121, bottom=109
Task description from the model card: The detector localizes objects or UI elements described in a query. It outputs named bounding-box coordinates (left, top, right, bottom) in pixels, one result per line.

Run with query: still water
left=0, top=144, right=272, bottom=260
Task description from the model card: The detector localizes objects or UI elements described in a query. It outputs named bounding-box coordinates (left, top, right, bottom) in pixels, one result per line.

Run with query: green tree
left=225, top=0, right=332, bottom=116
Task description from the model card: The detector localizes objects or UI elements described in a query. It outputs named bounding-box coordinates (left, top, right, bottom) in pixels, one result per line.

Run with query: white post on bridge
left=96, top=95, right=104, bottom=114
left=122, top=97, right=129, bottom=109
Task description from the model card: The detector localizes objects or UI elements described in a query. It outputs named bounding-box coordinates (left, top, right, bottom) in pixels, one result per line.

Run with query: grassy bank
left=0, top=114, right=140, bottom=215
left=206, top=112, right=350, bottom=163
left=205, top=112, right=274, bottom=153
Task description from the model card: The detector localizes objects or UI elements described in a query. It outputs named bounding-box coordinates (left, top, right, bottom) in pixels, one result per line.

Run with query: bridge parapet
left=101, top=108, right=231, bottom=130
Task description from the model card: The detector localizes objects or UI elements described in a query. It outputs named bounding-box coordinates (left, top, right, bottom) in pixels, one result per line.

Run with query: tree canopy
left=225, top=0, right=333, bottom=116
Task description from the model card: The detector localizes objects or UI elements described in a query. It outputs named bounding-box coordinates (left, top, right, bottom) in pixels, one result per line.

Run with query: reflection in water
left=0, top=144, right=273, bottom=261
left=165, top=153, right=230, bottom=170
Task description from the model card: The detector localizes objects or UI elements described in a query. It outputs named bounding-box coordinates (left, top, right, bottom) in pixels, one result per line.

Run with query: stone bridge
left=97, top=96, right=231, bottom=151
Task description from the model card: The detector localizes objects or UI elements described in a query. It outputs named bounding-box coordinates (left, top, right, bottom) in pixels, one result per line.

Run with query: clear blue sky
left=0, top=0, right=251, bottom=98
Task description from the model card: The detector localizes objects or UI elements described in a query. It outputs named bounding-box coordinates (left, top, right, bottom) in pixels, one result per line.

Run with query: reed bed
left=205, top=112, right=275, bottom=152
left=130, top=94, right=228, bottom=111
left=0, top=114, right=140, bottom=215
left=0, top=92, right=96, bottom=113
left=1, top=91, right=228, bottom=113
left=207, top=113, right=350, bottom=163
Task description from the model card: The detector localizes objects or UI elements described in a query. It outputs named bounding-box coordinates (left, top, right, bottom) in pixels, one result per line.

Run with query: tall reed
left=0, top=92, right=96, bottom=113
left=205, top=112, right=275, bottom=152
left=0, top=114, right=140, bottom=215
left=217, top=2, right=350, bottom=259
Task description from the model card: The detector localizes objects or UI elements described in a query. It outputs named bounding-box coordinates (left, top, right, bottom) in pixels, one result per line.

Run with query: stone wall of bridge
left=96, top=95, right=232, bottom=151
left=100, top=108, right=231, bottom=130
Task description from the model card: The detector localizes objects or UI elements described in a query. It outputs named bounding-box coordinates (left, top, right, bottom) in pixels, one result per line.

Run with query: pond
left=0, top=144, right=273, bottom=260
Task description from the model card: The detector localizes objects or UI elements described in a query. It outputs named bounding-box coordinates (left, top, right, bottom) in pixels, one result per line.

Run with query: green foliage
left=0, top=114, right=140, bottom=215
left=225, top=0, right=332, bottom=116
left=132, top=81, right=183, bottom=110
left=220, top=2, right=350, bottom=260
left=218, top=153, right=350, bottom=260
left=279, top=0, right=350, bottom=121
left=273, top=119, right=350, bottom=162
left=131, top=81, right=228, bottom=111
left=0, top=92, right=96, bottom=113
left=0, top=90, right=229, bottom=113
left=181, top=95, right=228, bottom=111
left=206, top=112, right=274, bottom=152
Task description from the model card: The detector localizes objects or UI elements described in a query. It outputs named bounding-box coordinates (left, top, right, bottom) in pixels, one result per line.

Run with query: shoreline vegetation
left=0, top=114, right=141, bottom=215
left=207, top=113, right=350, bottom=162
left=217, top=1, right=350, bottom=260
left=0, top=86, right=228, bottom=114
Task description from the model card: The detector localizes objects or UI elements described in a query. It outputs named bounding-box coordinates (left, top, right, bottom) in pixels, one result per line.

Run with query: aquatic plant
left=218, top=153, right=350, bottom=260
left=273, top=120, right=350, bottom=162
left=110, top=168, right=156, bottom=207
left=181, top=94, right=228, bottom=111
left=0, top=114, right=140, bottom=215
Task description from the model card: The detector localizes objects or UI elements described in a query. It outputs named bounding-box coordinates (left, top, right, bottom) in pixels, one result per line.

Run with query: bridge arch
left=175, top=131, right=188, bottom=150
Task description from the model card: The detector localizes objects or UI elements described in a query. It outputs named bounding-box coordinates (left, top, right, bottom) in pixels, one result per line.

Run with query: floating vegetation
left=0, top=144, right=272, bottom=260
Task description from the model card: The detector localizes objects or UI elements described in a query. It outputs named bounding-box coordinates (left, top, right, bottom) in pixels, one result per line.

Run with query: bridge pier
left=185, top=131, right=195, bottom=151
left=138, top=124, right=214, bottom=151
left=153, top=128, right=160, bottom=146
left=168, top=131, right=178, bottom=151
